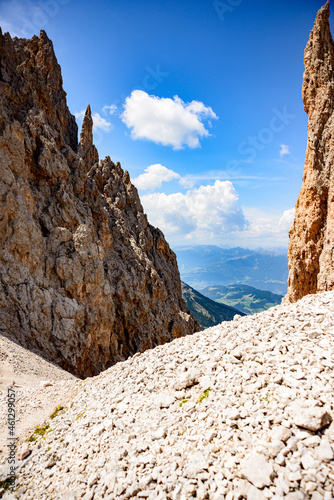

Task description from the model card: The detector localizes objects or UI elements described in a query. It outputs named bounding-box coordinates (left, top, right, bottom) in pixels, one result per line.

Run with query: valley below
left=175, top=246, right=288, bottom=296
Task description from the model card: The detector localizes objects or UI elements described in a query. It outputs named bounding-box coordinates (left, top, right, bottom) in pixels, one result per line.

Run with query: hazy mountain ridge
left=181, top=282, right=245, bottom=329
left=175, top=245, right=288, bottom=295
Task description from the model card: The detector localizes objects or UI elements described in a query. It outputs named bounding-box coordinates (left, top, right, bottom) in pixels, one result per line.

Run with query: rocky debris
left=0, top=29, right=198, bottom=378
left=240, top=453, right=274, bottom=489
left=2, top=291, right=333, bottom=499
left=0, top=333, right=78, bottom=448
left=286, top=1, right=334, bottom=302
left=17, top=445, right=31, bottom=461
left=294, top=407, right=332, bottom=433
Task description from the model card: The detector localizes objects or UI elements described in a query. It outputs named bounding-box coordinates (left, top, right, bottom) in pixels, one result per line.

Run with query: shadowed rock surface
left=0, top=29, right=198, bottom=378
left=286, top=1, right=334, bottom=302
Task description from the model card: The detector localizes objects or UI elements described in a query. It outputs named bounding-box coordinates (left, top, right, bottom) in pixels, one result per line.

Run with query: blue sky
left=0, top=0, right=329, bottom=249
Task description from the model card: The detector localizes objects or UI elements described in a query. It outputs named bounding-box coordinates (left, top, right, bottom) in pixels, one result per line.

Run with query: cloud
left=141, top=180, right=247, bottom=243
left=241, top=207, right=295, bottom=246
left=280, top=144, right=290, bottom=157
left=133, top=164, right=181, bottom=191
left=179, top=172, right=286, bottom=189
left=278, top=208, right=295, bottom=232
left=75, top=110, right=112, bottom=132
left=121, top=90, right=218, bottom=149
left=92, top=113, right=113, bottom=131
left=102, top=104, right=117, bottom=116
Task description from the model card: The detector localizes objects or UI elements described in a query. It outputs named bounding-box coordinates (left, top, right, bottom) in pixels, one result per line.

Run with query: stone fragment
left=87, top=473, right=99, bottom=488
left=184, top=452, right=209, bottom=478
left=40, top=381, right=53, bottom=388
left=275, top=475, right=290, bottom=495
left=247, top=485, right=267, bottom=500
left=152, top=427, right=167, bottom=440
left=285, top=493, right=306, bottom=500
left=270, top=426, right=292, bottom=443
left=17, top=443, right=31, bottom=460
left=301, top=451, right=318, bottom=470
left=240, top=453, right=274, bottom=489
left=311, top=493, right=324, bottom=500
left=157, top=394, right=175, bottom=408
left=294, top=408, right=332, bottom=432
left=316, top=436, right=334, bottom=461
left=232, top=479, right=250, bottom=498
left=303, top=436, right=321, bottom=448
left=267, top=440, right=285, bottom=459
left=198, top=375, right=213, bottom=391
left=174, top=368, right=201, bottom=390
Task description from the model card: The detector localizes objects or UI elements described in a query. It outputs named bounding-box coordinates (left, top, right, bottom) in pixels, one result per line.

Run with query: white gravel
left=0, top=335, right=77, bottom=453
left=1, top=291, right=334, bottom=499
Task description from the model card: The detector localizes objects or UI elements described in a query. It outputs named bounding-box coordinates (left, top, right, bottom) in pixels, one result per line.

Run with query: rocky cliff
left=286, top=1, right=334, bottom=302
left=0, top=29, right=198, bottom=378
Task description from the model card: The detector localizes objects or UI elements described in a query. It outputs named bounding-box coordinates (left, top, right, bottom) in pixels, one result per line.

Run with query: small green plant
left=75, top=411, right=86, bottom=421
left=179, top=399, right=188, bottom=407
left=198, top=388, right=212, bottom=404
left=27, top=424, right=52, bottom=442
left=50, top=405, right=66, bottom=419
left=261, top=392, right=274, bottom=404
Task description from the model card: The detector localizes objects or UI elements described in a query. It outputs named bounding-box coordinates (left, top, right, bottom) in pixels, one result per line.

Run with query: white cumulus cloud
left=280, top=144, right=290, bottom=157
left=121, top=90, right=218, bottom=150
left=102, top=104, right=118, bottom=116
left=133, top=164, right=181, bottom=191
left=141, top=180, right=247, bottom=243
left=240, top=207, right=295, bottom=247
left=75, top=110, right=112, bottom=132
left=279, top=208, right=295, bottom=232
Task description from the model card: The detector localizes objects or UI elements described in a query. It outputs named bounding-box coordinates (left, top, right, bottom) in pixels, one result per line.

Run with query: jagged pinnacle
left=317, top=1, right=330, bottom=21
left=78, top=105, right=99, bottom=167
left=80, top=104, right=93, bottom=148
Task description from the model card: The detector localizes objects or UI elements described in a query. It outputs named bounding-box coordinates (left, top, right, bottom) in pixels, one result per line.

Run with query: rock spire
left=78, top=104, right=99, bottom=169
left=286, top=1, right=334, bottom=302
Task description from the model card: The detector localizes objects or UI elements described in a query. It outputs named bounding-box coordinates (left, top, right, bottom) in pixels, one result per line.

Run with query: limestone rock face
left=0, top=29, right=198, bottom=377
left=286, top=1, right=334, bottom=303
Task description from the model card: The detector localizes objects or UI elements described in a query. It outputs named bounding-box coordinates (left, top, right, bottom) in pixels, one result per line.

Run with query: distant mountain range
left=181, top=282, right=245, bottom=329
left=200, top=284, right=283, bottom=315
left=175, top=245, right=288, bottom=295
